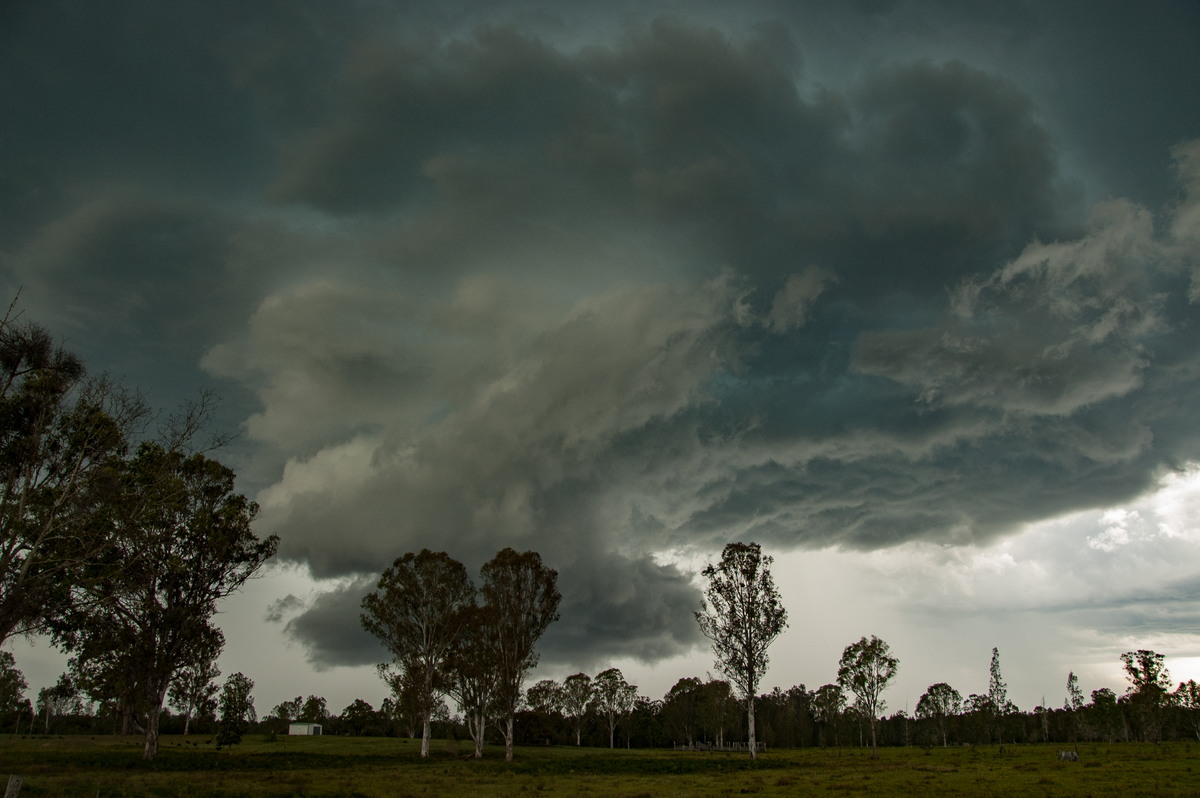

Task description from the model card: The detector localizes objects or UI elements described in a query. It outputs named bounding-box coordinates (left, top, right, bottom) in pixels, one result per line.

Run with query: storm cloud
left=3, top=1, right=1199, bottom=674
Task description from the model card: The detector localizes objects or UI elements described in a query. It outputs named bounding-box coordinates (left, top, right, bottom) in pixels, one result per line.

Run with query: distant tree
left=443, top=605, right=497, bottom=758
left=340, top=698, right=376, bottom=735
left=837, top=635, right=898, bottom=758
left=361, top=549, right=475, bottom=758
left=1064, top=671, right=1084, bottom=741
left=694, top=542, right=788, bottom=760
left=270, top=696, right=303, bottom=727
left=696, top=678, right=737, bottom=748
left=215, top=672, right=256, bottom=748
left=1088, top=687, right=1122, bottom=742
left=300, top=695, right=330, bottom=723
left=1173, top=680, right=1200, bottom=741
left=560, top=672, right=594, bottom=747
left=0, top=651, right=27, bottom=732
left=661, top=676, right=703, bottom=747
left=811, top=683, right=845, bottom=747
left=593, top=667, right=637, bottom=748
left=53, top=433, right=276, bottom=761
left=169, top=651, right=221, bottom=735
left=1121, top=649, right=1172, bottom=741
left=0, top=308, right=148, bottom=644
left=36, top=672, right=83, bottom=733
left=379, top=664, right=425, bottom=739
left=915, top=682, right=961, bottom=747
left=479, top=548, right=561, bottom=762
left=526, top=679, right=564, bottom=715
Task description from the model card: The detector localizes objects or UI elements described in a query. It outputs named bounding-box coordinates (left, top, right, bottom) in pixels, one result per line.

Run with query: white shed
left=288, top=722, right=323, bottom=736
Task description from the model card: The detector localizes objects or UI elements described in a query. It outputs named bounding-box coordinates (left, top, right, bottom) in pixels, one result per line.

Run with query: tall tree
left=215, top=672, right=256, bottom=748
left=593, top=667, right=637, bottom=749
left=1120, top=649, right=1172, bottom=741
left=526, top=679, right=564, bottom=715
left=479, top=548, right=561, bottom=762
left=0, top=651, right=27, bottom=733
left=0, top=310, right=147, bottom=643
left=1174, top=680, right=1200, bottom=741
left=1064, top=670, right=1084, bottom=741
left=361, top=549, right=475, bottom=758
left=560, top=672, right=594, bottom=747
left=836, top=635, right=898, bottom=758
left=169, top=653, right=221, bottom=736
left=915, top=682, right=962, bottom=747
left=661, top=676, right=703, bottom=747
left=694, top=541, right=788, bottom=760
left=53, top=437, right=276, bottom=760
left=811, top=683, right=845, bottom=747
left=443, top=605, right=497, bottom=758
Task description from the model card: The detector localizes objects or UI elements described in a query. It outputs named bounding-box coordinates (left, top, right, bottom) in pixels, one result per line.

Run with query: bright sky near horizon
left=3, top=0, right=1200, bottom=718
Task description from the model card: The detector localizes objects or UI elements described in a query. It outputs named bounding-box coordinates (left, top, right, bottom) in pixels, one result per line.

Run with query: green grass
left=2, top=736, right=1199, bottom=796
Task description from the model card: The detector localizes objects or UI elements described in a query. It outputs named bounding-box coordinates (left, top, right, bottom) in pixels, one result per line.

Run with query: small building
left=289, top=722, right=323, bottom=736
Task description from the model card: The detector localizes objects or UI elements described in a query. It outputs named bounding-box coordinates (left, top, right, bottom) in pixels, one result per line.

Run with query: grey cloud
left=282, top=576, right=385, bottom=670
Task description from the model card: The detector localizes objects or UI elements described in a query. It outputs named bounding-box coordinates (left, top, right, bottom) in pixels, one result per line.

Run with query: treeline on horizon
left=9, top=648, right=1200, bottom=749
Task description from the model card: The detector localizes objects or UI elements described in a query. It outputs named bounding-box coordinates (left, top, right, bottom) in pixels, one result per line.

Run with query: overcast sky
left=4, top=0, right=1200, bottom=718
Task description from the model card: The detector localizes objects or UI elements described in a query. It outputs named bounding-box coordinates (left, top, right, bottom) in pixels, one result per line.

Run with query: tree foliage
left=593, top=667, right=637, bottom=749
left=695, top=541, right=788, bottom=760
left=53, top=437, right=276, bottom=760
left=479, top=547, right=561, bottom=762
left=361, top=549, right=474, bottom=758
left=837, top=635, right=898, bottom=757
left=915, top=682, right=961, bottom=747
left=560, top=672, right=594, bottom=747
left=0, top=309, right=147, bottom=643
left=216, top=672, right=255, bottom=748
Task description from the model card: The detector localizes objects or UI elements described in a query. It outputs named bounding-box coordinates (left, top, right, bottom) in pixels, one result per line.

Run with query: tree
left=269, top=696, right=304, bottom=727
left=168, top=652, right=221, bottom=736
left=1064, top=671, right=1084, bottom=741
left=340, top=698, right=376, bottom=735
left=526, top=679, right=564, bottom=715
left=915, top=682, right=962, bottom=747
left=694, top=542, right=788, bottom=760
left=361, top=549, right=475, bottom=759
left=837, top=635, right=898, bottom=758
left=479, top=548, right=561, bottom=762
left=593, top=667, right=637, bottom=748
left=53, top=438, right=277, bottom=760
left=36, top=672, right=83, bottom=733
left=300, top=694, right=330, bottom=723
left=1174, top=680, right=1200, bottom=741
left=811, top=683, right=845, bottom=747
left=216, top=672, right=256, bottom=748
left=0, top=651, right=27, bottom=732
left=0, top=309, right=147, bottom=644
left=661, top=677, right=703, bottom=747
left=561, top=672, right=594, bottom=747
left=1121, top=649, right=1172, bottom=741
left=443, top=605, right=497, bottom=758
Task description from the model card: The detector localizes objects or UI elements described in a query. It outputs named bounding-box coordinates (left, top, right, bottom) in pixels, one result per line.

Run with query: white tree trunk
left=421, top=717, right=430, bottom=758
left=747, top=697, right=757, bottom=760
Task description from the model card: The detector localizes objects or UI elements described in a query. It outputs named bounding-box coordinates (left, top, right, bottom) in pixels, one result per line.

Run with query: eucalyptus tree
left=837, top=635, right=898, bottom=758
left=169, top=653, right=221, bottom=736
left=361, top=549, right=475, bottom=758
left=1121, top=649, right=1172, bottom=741
left=694, top=542, right=788, bottom=759
left=443, top=604, right=497, bottom=758
left=54, top=440, right=276, bottom=760
left=216, top=672, right=256, bottom=748
left=915, top=682, right=962, bottom=747
left=811, top=683, right=846, bottom=747
left=0, top=312, right=147, bottom=643
left=561, top=672, right=594, bottom=746
left=593, top=667, right=637, bottom=748
left=479, top=547, right=561, bottom=762
left=1064, top=670, right=1084, bottom=741
left=661, top=676, right=703, bottom=747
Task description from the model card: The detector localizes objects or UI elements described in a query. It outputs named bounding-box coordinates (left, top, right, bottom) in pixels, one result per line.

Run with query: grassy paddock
left=2, top=735, right=1199, bottom=796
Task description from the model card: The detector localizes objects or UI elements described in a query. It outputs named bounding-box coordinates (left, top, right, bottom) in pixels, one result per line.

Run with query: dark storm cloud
left=4, top=1, right=1200, bottom=670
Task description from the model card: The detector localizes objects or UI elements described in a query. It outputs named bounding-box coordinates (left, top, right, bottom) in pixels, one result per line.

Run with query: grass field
left=2, top=735, right=1199, bottom=797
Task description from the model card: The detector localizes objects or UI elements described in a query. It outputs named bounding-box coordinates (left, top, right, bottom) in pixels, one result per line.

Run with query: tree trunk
left=747, top=696, right=757, bottom=760
left=183, top=711, right=192, bottom=736
left=472, top=711, right=484, bottom=759
left=608, top=718, right=615, bottom=749
left=503, top=715, right=514, bottom=762
left=869, top=718, right=878, bottom=759
left=143, top=682, right=170, bottom=761
left=420, top=716, right=430, bottom=758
